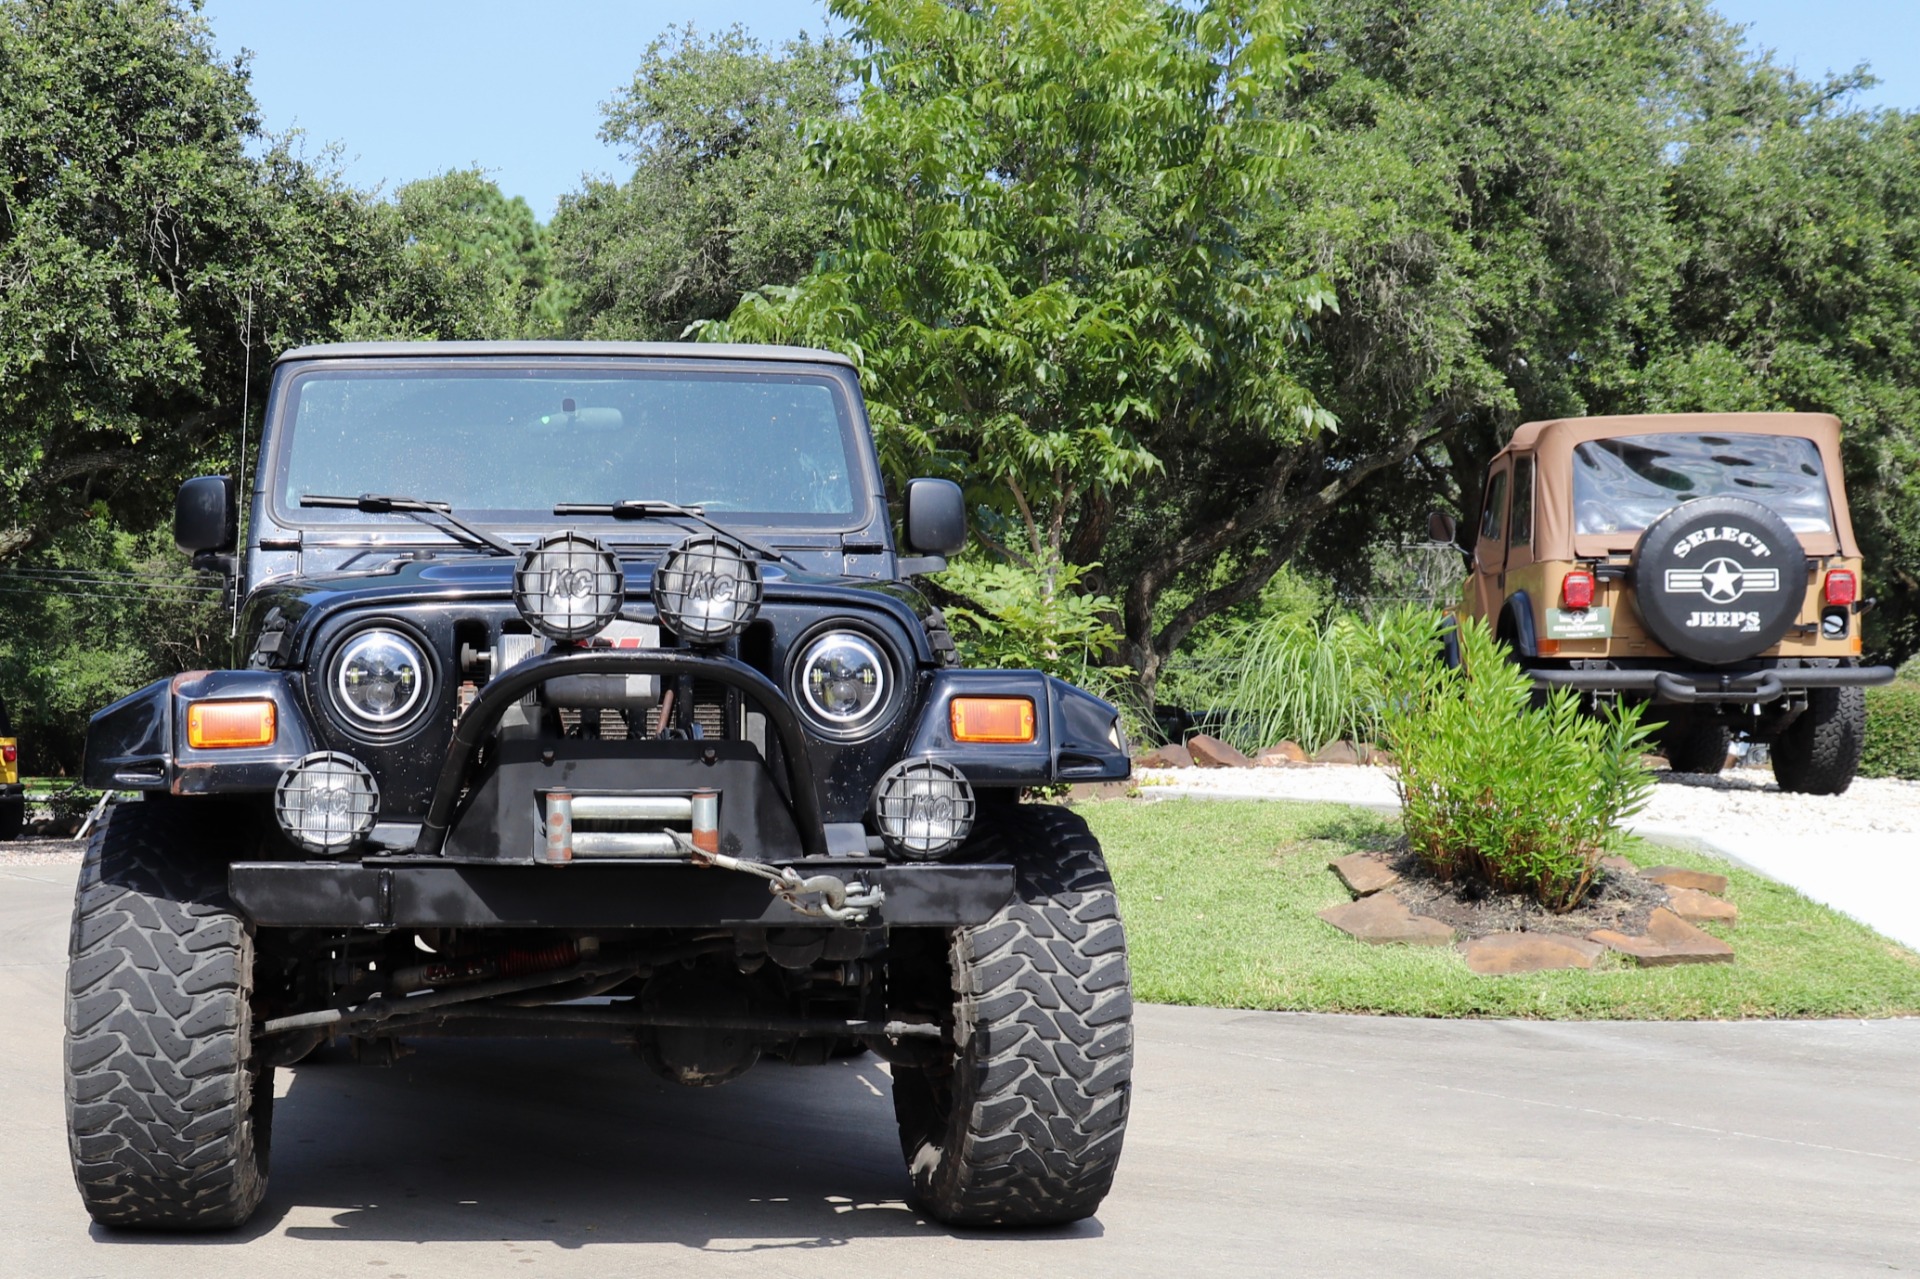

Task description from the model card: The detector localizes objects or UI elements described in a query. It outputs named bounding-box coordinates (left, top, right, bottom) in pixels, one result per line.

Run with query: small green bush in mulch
left=1862, top=683, right=1920, bottom=780
left=1373, top=609, right=1656, bottom=912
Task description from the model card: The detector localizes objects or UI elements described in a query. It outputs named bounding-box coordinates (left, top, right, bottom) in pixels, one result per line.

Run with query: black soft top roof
left=274, top=340, right=857, bottom=369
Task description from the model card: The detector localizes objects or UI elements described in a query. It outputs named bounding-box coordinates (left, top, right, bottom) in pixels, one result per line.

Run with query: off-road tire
left=890, top=804, right=1132, bottom=1227
left=1657, top=721, right=1733, bottom=776
left=0, top=795, right=23, bottom=841
left=65, top=798, right=272, bottom=1229
left=1771, top=685, right=1865, bottom=796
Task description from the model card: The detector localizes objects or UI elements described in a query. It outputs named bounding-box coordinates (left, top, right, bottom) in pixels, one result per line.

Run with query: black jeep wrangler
left=66, top=342, right=1133, bottom=1230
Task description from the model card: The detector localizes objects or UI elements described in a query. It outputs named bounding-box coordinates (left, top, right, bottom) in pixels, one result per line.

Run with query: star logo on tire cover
left=1665, top=556, right=1780, bottom=603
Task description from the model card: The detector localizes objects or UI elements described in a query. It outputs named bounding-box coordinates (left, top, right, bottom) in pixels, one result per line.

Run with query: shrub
left=1201, top=614, right=1383, bottom=755
left=1375, top=609, right=1657, bottom=913
left=1861, top=684, right=1920, bottom=780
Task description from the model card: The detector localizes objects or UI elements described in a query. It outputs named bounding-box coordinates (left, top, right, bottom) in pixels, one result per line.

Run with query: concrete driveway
left=3, top=860, right=1917, bottom=1277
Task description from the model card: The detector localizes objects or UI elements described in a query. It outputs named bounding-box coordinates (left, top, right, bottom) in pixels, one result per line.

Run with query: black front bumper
left=229, top=858, right=1014, bottom=930
left=1530, top=663, right=1896, bottom=704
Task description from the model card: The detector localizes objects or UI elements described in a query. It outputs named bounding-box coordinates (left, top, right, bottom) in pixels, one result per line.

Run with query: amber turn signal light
left=950, top=697, right=1036, bottom=744
left=187, top=700, right=277, bottom=749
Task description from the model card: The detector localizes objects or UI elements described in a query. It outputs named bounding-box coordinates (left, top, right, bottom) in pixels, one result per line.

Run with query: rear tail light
left=1823, top=569, right=1857, bottom=607
left=1561, top=570, right=1596, bottom=611
left=1, top=742, right=15, bottom=765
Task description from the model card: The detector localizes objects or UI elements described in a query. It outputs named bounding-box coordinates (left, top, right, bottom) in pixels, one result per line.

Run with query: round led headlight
left=331, top=628, right=430, bottom=730
left=652, top=535, right=762, bottom=645
left=514, top=532, right=624, bottom=642
left=872, top=758, right=975, bottom=860
left=274, top=751, right=379, bottom=853
left=794, top=631, right=890, bottom=735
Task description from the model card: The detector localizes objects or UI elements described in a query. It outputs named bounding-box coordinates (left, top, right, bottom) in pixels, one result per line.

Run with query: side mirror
left=903, top=478, right=967, bottom=558
left=175, top=476, right=237, bottom=554
left=1427, top=510, right=1457, bottom=545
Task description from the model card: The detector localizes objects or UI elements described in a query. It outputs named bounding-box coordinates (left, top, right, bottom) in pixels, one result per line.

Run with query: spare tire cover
left=1628, top=496, right=1806, bottom=665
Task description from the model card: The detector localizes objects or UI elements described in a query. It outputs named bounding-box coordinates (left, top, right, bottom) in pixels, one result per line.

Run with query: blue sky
left=200, top=0, right=1919, bottom=220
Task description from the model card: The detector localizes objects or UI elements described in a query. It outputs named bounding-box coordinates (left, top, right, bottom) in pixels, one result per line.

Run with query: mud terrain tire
left=1771, top=685, right=1865, bottom=796
left=890, top=804, right=1132, bottom=1227
left=65, top=799, right=272, bottom=1229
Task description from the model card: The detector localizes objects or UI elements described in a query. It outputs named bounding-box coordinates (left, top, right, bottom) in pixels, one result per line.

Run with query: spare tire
left=1628, top=496, right=1806, bottom=666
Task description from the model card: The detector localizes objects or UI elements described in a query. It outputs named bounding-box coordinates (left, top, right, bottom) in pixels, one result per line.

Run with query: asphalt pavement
left=3, top=860, right=1916, bottom=1277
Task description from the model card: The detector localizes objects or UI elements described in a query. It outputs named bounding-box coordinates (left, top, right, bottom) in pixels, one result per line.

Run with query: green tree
left=708, top=0, right=1351, bottom=703
left=335, top=168, right=570, bottom=341
left=552, top=25, right=850, bottom=340
left=0, top=0, right=389, bottom=558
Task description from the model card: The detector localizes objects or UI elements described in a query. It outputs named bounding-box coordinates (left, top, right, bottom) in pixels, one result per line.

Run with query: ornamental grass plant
left=1374, top=609, right=1657, bottom=913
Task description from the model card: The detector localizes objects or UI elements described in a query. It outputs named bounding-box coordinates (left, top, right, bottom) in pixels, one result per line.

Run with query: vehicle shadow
left=88, top=1037, right=1101, bottom=1252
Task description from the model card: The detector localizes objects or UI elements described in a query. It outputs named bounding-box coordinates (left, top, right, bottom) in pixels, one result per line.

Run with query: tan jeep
left=1442, top=412, right=1895, bottom=794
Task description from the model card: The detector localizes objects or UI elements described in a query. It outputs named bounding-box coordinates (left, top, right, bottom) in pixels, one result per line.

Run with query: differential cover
left=1628, top=496, right=1806, bottom=665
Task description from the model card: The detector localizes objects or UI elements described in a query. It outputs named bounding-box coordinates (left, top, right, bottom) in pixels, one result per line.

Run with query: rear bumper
left=1530, top=664, right=1895, bottom=704
left=228, top=858, right=1014, bottom=930
left=0, top=783, right=21, bottom=801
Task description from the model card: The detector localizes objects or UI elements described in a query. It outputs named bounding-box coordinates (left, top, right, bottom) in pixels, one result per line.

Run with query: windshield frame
left=257, top=355, right=883, bottom=547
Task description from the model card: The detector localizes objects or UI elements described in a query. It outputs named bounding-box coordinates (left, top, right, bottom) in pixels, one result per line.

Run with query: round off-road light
left=274, top=752, right=379, bottom=853
left=652, top=535, right=762, bottom=645
left=332, top=628, right=429, bottom=729
left=795, top=631, right=889, bottom=735
left=872, top=758, right=975, bottom=860
left=513, top=532, right=625, bottom=642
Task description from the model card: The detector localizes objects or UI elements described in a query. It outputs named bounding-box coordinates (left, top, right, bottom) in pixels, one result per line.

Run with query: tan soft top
left=1495, top=412, right=1855, bottom=560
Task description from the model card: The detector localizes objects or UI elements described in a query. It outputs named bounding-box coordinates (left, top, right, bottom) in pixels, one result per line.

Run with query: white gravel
left=1135, top=763, right=1920, bottom=950
left=1137, top=764, right=1920, bottom=840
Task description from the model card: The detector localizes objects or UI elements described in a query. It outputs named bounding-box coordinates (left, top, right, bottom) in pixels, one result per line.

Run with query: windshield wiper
left=300, top=493, right=519, bottom=557
left=552, top=499, right=787, bottom=564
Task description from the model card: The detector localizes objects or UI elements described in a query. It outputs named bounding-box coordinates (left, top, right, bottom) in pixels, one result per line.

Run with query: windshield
left=1571, top=432, right=1833, bottom=536
left=275, top=365, right=864, bottom=529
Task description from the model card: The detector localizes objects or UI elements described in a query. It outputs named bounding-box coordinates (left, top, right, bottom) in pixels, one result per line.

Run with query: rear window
left=1572, top=432, right=1833, bottom=536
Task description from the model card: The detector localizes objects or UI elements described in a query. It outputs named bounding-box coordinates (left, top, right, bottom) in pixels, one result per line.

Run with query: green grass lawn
left=1076, top=798, right=1920, bottom=1019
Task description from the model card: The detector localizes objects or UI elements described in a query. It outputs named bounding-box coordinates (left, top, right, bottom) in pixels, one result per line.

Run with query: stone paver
left=1318, top=892, right=1454, bottom=945
left=1329, top=852, right=1400, bottom=896
left=1665, top=886, right=1739, bottom=926
left=1187, top=734, right=1254, bottom=769
left=1459, top=932, right=1605, bottom=975
left=1589, top=907, right=1734, bottom=966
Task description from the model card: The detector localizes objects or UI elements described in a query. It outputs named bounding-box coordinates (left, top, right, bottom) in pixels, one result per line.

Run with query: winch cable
left=669, top=830, right=886, bottom=924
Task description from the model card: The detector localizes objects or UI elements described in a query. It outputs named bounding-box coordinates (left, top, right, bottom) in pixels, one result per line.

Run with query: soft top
left=1493, top=411, right=1855, bottom=560
left=275, top=340, right=858, bottom=369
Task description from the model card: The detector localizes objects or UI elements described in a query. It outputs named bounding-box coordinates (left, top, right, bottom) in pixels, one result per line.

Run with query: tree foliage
left=706, top=0, right=1347, bottom=700
left=551, top=25, right=850, bottom=340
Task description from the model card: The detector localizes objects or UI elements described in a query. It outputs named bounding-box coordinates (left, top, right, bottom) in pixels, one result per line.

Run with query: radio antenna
left=232, top=290, right=254, bottom=639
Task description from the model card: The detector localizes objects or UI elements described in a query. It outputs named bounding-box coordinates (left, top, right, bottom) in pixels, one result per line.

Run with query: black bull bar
left=413, top=647, right=827, bottom=857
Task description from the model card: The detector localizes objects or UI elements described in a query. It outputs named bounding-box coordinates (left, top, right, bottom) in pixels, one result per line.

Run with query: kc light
left=795, top=632, right=889, bottom=734
left=332, top=629, right=430, bottom=730
left=872, top=758, right=975, bottom=860
left=187, top=699, right=277, bottom=749
left=652, top=534, right=762, bottom=644
left=274, top=751, right=378, bottom=853
left=514, top=532, right=625, bottom=642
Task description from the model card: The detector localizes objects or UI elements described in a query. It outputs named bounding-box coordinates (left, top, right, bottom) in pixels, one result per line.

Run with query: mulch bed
left=1376, top=842, right=1668, bottom=942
